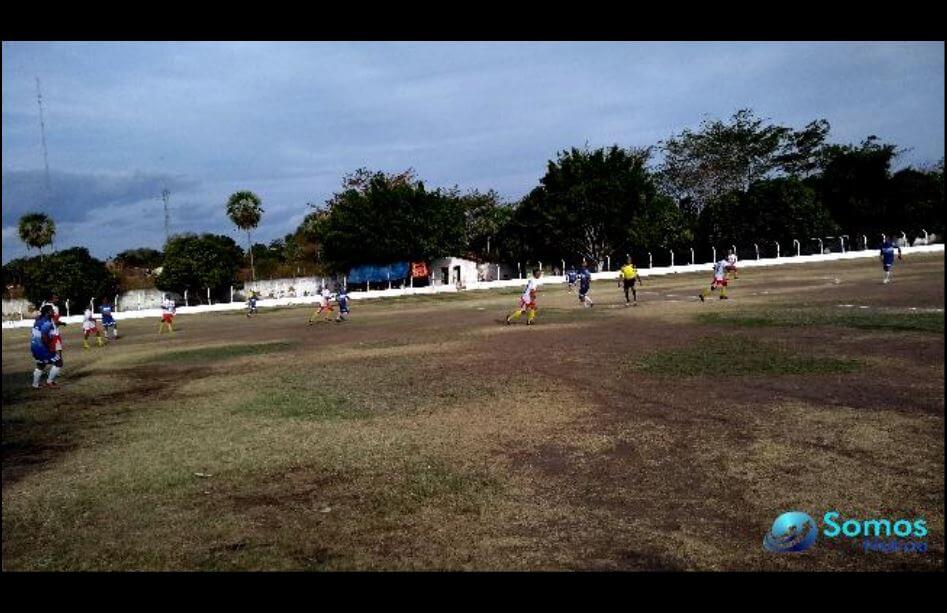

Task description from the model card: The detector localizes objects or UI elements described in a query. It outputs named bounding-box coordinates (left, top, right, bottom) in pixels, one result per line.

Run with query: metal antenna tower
left=161, top=188, right=171, bottom=243
left=36, top=77, right=51, bottom=194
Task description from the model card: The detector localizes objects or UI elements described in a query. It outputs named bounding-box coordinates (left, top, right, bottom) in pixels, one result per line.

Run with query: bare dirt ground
left=2, top=254, right=943, bottom=570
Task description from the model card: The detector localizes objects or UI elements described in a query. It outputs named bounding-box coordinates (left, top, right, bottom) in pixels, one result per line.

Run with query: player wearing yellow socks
left=507, top=268, right=541, bottom=325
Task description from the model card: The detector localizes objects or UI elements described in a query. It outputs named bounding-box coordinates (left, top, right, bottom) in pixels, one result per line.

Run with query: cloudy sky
left=2, top=41, right=944, bottom=262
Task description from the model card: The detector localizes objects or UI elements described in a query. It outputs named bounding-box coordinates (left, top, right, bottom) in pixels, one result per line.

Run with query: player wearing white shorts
left=82, top=307, right=104, bottom=349
left=726, top=250, right=739, bottom=279
left=699, top=259, right=730, bottom=301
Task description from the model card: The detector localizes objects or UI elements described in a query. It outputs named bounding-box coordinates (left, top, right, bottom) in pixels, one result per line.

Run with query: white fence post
left=862, top=235, right=868, bottom=250
left=605, top=256, right=610, bottom=271
left=184, top=289, right=188, bottom=305
left=754, top=244, right=759, bottom=260
left=839, top=236, right=846, bottom=253
left=731, top=244, right=737, bottom=259
left=793, top=240, right=800, bottom=257
left=207, top=287, right=211, bottom=305
left=65, top=299, right=70, bottom=317
left=560, top=259, right=565, bottom=274
left=648, top=252, right=653, bottom=268
left=712, top=247, right=716, bottom=263
left=669, top=250, right=674, bottom=267
left=115, top=294, right=119, bottom=312
left=775, top=242, right=780, bottom=259
left=690, top=248, right=695, bottom=265
left=922, top=229, right=929, bottom=244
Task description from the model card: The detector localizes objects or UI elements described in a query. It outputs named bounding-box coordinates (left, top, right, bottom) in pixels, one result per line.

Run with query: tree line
left=4, top=109, right=943, bottom=307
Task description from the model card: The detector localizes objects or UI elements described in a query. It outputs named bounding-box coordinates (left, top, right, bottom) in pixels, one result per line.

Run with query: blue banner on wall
left=347, top=262, right=410, bottom=284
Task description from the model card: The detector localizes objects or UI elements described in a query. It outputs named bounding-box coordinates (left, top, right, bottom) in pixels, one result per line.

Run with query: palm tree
left=226, top=191, right=264, bottom=280
left=18, top=212, right=56, bottom=254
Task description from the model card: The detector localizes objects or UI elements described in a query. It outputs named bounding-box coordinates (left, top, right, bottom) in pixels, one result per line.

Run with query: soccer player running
left=31, top=304, right=64, bottom=388
left=100, top=298, right=118, bottom=340
left=566, top=266, right=578, bottom=293
left=725, top=249, right=739, bottom=280
left=617, top=256, right=642, bottom=306
left=309, top=286, right=335, bottom=324
left=880, top=236, right=903, bottom=284
left=158, top=294, right=176, bottom=334
left=507, top=268, right=541, bottom=325
left=699, top=259, right=731, bottom=301
left=335, top=286, right=350, bottom=322
left=82, top=306, right=104, bottom=349
left=578, top=260, right=594, bottom=308
left=246, top=291, right=259, bottom=318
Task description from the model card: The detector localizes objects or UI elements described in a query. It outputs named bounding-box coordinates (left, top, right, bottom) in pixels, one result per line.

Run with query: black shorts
left=623, top=278, right=637, bottom=289
left=36, top=356, right=63, bottom=369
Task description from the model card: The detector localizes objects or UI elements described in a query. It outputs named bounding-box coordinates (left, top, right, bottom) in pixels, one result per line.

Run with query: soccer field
left=2, top=254, right=944, bottom=571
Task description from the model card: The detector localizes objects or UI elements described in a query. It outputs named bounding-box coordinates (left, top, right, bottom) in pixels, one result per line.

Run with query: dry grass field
left=2, top=254, right=943, bottom=570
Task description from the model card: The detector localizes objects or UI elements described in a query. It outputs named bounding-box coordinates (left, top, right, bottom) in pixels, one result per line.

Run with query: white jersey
left=319, top=289, right=331, bottom=307
left=522, top=278, right=538, bottom=303
left=82, top=308, right=96, bottom=331
left=161, top=298, right=176, bottom=314
left=714, top=260, right=729, bottom=279
left=726, top=253, right=738, bottom=265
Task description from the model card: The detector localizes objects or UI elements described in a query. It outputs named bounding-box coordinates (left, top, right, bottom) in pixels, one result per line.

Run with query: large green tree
left=226, top=190, right=264, bottom=280
left=813, top=136, right=900, bottom=236
left=114, top=247, right=163, bottom=270
left=658, top=110, right=831, bottom=214
left=13, top=247, right=119, bottom=310
left=17, top=212, right=56, bottom=254
left=885, top=163, right=944, bottom=237
left=309, top=168, right=468, bottom=271
left=155, top=233, right=244, bottom=302
left=507, top=145, right=685, bottom=265
left=697, top=178, right=837, bottom=255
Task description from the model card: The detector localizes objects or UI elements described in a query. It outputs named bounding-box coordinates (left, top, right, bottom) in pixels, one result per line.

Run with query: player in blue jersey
left=30, top=304, right=64, bottom=388
left=880, top=238, right=903, bottom=284
left=334, top=286, right=350, bottom=322
left=577, top=261, right=594, bottom=308
left=246, top=291, right=259, bottom=318
left=566, top=266, right=578, bottom=293
left=100, top=299, right=118, bottom=340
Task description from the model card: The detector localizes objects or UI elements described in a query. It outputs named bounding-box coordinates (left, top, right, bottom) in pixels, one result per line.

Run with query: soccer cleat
left=699, top=293, right=705, bottom=302
left=45, top=382, right=59, bottom=388
left=719, top=295, right=729, bottom=300
left=527, top=319, right=534, bottom=326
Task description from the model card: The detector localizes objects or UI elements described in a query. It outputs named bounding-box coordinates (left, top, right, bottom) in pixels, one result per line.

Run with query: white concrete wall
left=2, top=298, right=31, bottom=320
left=117, top=288, right=167, bottom=311
left=3, top=244, right=942, bottom=329
left=243, top=277, right=325, bottom=299
left=430, top=257, right=480, bottom=287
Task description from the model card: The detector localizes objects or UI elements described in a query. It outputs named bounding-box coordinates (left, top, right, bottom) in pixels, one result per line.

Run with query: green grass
left=140, top=341, right=296, bottom=364
left=234, top=386, right=369, bottom=421
left=698, top=309, right=944, bottom=334
left=633, top=335, right=861, bottom=376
